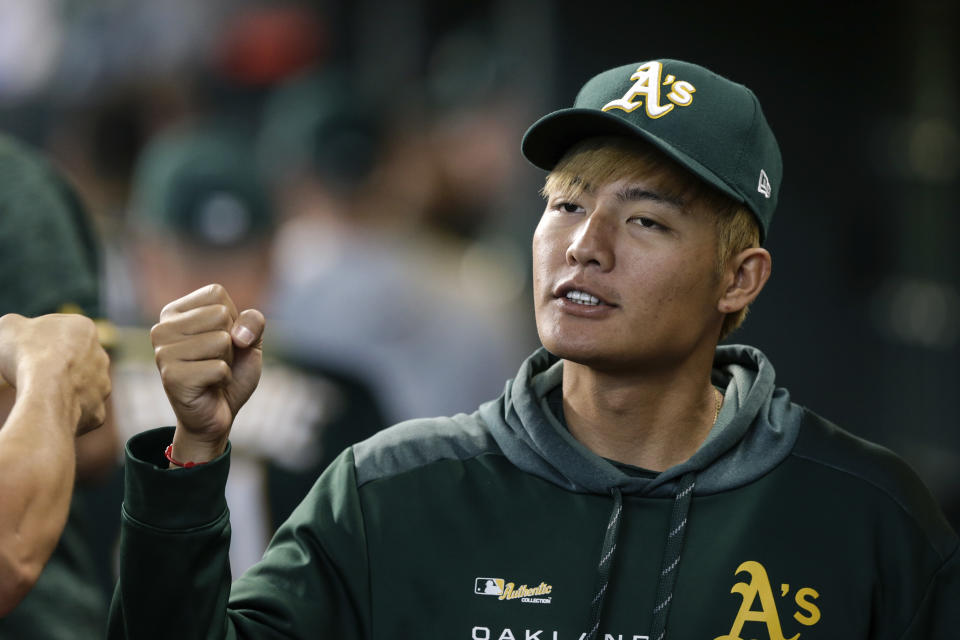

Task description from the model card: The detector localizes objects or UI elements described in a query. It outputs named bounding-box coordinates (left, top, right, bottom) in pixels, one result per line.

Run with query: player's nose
left=566, top=209, right=615, bottom=271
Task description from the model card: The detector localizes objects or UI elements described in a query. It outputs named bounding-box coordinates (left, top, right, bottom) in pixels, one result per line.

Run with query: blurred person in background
left=0, top=133, right=115, bottom=635
left=38, top=3, right=327, bottom=324
left=264, top=69, right=532, bottom=424
left=47, top=81, right=195, bottom=328
left=111, top=125, right=384, bottom=576
left=420, top=22, right=533, bottom=245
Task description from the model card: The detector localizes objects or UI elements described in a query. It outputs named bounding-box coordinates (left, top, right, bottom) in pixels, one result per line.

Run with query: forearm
left=110, top=429, right=370, bottom=640
left=0, top=385, right=79, bottom=615
left=108, top=427, right=234, bottom=640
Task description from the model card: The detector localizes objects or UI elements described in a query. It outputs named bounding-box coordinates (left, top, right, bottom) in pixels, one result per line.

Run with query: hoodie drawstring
left=648, top=471, right=697, bottom=640
left=585, top=473, right=697, bottom=640
left=585, top=487, right=623, bottom=640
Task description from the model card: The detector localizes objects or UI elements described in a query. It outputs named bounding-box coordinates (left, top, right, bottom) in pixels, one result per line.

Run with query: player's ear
left=717, top=247, right=771, bottom=314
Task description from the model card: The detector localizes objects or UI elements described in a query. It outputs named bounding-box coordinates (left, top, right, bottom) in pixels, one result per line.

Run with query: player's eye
left=629, top=216, right=666, bottom=230
left=553, top=201, right=584, bottom=214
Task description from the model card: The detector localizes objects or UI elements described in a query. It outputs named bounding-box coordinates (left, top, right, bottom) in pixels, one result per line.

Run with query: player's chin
left=539, top=335, right=621, bottom=370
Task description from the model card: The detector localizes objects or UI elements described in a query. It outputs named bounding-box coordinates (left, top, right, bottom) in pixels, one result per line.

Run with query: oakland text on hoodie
left=108, top=346, right=959, bottom=640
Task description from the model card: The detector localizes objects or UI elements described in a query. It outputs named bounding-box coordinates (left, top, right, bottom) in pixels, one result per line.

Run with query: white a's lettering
left=666, top=80, right=696, bottom=106
left=602, top=60, right=684, bottom=118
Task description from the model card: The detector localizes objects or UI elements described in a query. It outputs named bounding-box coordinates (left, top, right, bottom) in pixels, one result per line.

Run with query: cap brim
left=521, top=108, right=745, bottom=207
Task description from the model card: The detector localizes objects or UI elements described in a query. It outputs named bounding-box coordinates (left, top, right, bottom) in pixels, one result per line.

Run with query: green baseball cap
left=131, top=127, right=272, bottom=246
left=257, top=70, right=384, bottom=192
left=0, top=133, right=101, bottom=319
left=522, top=59, right=782, bottom=241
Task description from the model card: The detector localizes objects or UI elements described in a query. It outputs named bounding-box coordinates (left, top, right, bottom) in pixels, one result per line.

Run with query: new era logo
left=757, top=169, right=772, bottom=199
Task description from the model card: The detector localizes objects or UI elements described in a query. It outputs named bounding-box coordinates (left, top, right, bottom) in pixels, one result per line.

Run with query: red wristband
left=164, top=444, right=210, bottom=469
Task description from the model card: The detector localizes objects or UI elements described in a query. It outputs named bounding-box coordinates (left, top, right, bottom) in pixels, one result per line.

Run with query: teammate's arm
left=0, top=313, right=111, bottom=615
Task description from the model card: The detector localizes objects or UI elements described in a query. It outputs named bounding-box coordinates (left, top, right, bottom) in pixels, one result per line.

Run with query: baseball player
left=109, top=59, right=958, bottom=639
left=0, top=133, right=113, bottom=621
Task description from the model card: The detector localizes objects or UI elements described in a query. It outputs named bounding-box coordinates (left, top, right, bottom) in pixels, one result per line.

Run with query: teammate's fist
left=0, top=313, right=112, bottom=435
left=151, top=284, right=264, bottom=465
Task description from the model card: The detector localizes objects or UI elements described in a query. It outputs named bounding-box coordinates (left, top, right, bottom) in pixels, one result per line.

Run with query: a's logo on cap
left=602, top=61, right=696, bottom=119
left=757, top=169, right=772, bottom=199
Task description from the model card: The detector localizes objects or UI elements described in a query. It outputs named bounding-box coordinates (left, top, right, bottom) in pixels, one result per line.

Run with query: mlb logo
left=475, top=577, right=505, bottom=596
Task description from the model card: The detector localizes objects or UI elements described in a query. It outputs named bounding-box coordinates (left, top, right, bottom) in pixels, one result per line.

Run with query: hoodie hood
left=479, top=345, right=803, bottom=497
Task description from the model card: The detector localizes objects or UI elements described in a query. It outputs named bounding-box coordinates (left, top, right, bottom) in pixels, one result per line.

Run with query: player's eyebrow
left=542, top=176, right=585, bottom=198
left=615, top=186, right=686, bottom=210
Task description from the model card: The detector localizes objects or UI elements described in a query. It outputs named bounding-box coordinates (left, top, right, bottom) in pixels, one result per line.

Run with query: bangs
left=541, top=137, right=707, bottom=209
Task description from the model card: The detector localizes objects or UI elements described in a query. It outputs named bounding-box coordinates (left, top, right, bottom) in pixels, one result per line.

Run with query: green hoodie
left=109, top=346, right=959, bottom=639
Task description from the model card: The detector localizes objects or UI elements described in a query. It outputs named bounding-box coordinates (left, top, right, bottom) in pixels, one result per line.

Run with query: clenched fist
left=0, top=313, right=111, bottom=435
left=151, top=284, right=265, bottom=466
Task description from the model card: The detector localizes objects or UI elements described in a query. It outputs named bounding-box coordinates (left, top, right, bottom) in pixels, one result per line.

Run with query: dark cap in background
left=0, top=133, right=101, bottom=318
left=257, top=69, right=384, bottom=194
left=131, top=127, right=273, bottom=247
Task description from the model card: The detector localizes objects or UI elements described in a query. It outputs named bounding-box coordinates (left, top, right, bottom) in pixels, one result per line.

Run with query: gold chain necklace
left=712, top=387, right=723, bottom=424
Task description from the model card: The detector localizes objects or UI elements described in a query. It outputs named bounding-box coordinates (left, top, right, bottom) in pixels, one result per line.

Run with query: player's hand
left=0, top=313, right=111, bottom=435
left=151, top=284, right=264, bottom=465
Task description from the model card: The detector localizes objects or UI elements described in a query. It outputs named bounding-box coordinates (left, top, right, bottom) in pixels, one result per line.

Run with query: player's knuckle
left=206, top=283, right=226, bottom=299
left=215, top=360, right=231, bottom=379
left=0, top=313, right=22, bottom=333
left=149, top=322, right=166, bottom=346
left=214, top=330, right=232, bottom=351
left=153, top=342, right=169, bottom=361
left=158, top=362, right=171, bottom=384
left=62, top=313, right=87, bottom=333
left=159, top=301, right=176, bottom=320
left=82, top=318, right=99, bottom=343
left=211, top=304, right=231, bottom=327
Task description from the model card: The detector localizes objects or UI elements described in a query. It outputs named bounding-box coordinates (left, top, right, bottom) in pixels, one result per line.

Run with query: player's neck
left=560, top=351, right=721, bottom=472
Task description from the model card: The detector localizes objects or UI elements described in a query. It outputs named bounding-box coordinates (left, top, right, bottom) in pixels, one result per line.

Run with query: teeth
left=565, top=290, right=601, bottom=306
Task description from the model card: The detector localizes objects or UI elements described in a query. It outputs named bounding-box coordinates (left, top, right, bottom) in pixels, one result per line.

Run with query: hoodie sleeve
left=896, top=545, right=960, bottom=640
left=108, top=427, right=370, bottom=640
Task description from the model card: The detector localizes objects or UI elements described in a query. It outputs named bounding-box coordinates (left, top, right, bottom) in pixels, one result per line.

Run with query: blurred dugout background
left=0, top=0, right=957, bottom=528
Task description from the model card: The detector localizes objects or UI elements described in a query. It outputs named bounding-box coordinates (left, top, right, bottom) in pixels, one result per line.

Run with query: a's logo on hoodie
left=714, top=561, right=821, bottom=640
left=473, top=577, right=552, bottom=604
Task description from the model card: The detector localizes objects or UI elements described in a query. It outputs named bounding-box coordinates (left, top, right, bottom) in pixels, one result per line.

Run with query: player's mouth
left=565, top=290, right=602, bottom=306
left=553, top=283, right=617, bottom=316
